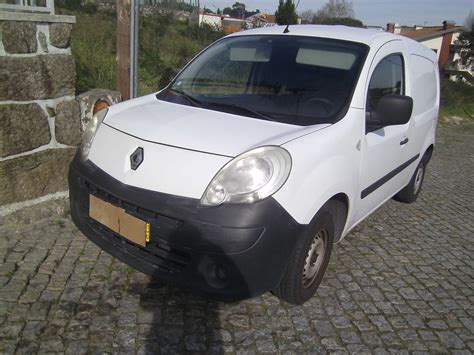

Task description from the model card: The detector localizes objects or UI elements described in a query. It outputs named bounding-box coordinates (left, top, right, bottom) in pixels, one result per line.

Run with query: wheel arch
left=423, top=144, right=434, bottom=163
left=321, top=193, right=349, bottom=243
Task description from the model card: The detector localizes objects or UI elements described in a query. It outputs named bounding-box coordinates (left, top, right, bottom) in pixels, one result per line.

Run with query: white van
left=69, top=25, right=439, bottom=304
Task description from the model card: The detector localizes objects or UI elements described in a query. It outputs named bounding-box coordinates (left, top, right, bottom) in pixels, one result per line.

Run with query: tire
left=273, top=208, right=335, bottom=305
left=394, top=155, right=427, bottom=203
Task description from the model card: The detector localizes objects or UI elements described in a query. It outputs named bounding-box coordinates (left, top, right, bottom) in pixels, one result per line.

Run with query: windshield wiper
left=207, top=102, right=277, bottom=122
left=168, top=88, right=203, bottom=108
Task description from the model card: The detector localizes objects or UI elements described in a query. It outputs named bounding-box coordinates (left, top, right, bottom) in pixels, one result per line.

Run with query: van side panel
left=402, top=53, right=439, bottom=181
left=276, top=39, right=439, bottom=235
left=411, top=54, right=438, bottom=116
left=274, top=107, right=363, bottom=228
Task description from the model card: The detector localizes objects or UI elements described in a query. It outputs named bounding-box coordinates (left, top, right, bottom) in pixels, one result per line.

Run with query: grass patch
left=440, top=79, right=474, bottom=121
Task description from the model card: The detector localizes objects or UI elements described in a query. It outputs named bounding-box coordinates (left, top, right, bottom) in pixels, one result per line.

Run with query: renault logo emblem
left=130, top=147, right=144, bottom=170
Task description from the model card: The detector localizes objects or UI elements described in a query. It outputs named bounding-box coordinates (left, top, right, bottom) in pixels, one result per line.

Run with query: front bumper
left=69, top=152, right=305, bottom=301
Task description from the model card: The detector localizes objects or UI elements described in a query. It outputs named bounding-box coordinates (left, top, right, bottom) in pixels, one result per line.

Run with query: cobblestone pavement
left=1, top=125, right=473, bottom=354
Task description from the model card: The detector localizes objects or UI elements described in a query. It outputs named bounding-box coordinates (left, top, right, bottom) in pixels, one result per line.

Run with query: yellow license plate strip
left=89, top=194, right=148, bottom=247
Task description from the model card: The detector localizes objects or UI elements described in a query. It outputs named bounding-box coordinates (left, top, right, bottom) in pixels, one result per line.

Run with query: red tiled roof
left=401, top=26, right=443, bottom=38
left=399, top=26, right=464, bottom=40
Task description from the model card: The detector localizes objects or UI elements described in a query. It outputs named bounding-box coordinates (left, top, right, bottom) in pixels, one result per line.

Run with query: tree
left=232, top=2, right=246, bottom=18
left=275, top=0, right=298, bottom=25
left=299, top=9, right=316, bottom=24
left=223, top=2, right=246, bottom=18
left=314, top=0, right=354, bottom=22
left=319, top=17, right=363, bottom=27
left=453, top=11, right=474, bottom=74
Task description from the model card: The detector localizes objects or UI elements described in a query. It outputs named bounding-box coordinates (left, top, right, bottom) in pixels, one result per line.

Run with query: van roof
left=230, top=24, right=399, bottom=46
left=230, top=25, right=437, bottom=61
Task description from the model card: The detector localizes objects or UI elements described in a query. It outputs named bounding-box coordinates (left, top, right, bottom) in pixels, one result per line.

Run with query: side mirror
left=367, top=95, right=413, bottom=132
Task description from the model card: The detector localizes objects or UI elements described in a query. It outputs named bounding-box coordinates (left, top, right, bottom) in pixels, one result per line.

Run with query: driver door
left=354, top=40, right=412, bottom=220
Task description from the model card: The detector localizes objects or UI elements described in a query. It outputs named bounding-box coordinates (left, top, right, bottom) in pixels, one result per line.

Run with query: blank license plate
left=89, top=195, right=147, bottom=247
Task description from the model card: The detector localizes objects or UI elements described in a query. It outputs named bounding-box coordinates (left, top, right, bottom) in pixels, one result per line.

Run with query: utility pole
left=117, top=0, right=131, bottom=100
left=197, top=0, right=200, bottom=24
left=130, top=0, right=139, bottom=99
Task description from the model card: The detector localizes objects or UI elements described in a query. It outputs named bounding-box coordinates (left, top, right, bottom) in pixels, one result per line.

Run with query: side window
left=367, top=54, right=404, bottom=112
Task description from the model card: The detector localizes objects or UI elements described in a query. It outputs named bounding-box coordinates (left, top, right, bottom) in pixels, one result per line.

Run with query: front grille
left=89, top=219, right=190, bottom=274
left=83, top=178, right=181, bottom=226
left=80, top=177, right=191, bottom=274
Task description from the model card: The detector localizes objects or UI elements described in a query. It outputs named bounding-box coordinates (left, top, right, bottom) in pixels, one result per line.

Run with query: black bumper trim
left=68, top=152, right=306, bottom=301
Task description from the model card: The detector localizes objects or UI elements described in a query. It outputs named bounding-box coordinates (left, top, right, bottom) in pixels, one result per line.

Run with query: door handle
left=400, top=137, right=409, bottom=145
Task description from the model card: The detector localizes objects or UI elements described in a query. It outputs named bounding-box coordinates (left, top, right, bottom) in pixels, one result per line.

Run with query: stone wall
left=0, top=12, right=78, bottom=206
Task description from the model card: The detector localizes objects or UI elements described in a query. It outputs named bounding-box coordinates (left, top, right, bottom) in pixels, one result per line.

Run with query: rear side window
left=367, top=54, right=404, bottom=112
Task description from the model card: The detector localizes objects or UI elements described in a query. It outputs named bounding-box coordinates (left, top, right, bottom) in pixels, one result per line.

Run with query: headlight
left=200, top=146, right=291, bottom=206
left=80, top=108, right=108, bottom=161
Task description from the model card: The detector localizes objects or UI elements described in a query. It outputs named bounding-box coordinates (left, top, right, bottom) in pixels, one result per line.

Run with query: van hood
left=104, top=94, right=330, bottom=157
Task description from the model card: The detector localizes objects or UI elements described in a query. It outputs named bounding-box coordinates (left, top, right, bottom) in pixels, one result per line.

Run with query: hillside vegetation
left=68, top=9, right=473, bottom=121
left=68, top=9, right=224, bottom=95
left=71, top=12, right=117, bottom=93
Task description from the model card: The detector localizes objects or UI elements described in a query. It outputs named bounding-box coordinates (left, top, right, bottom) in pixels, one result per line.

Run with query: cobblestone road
left=1, top=125, right=473, bottom=354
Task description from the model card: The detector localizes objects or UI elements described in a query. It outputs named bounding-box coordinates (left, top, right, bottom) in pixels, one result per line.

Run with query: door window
left=367, top=54, right=404, bottom=113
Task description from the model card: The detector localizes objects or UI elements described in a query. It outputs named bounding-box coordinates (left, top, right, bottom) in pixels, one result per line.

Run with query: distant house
left=198, top=13, right=224, bottom=28
left=246, top=12, right=302, bottom=28
left=222, top=17, right=249, bottom=32
left=246, top=13, right=277, bottom=28
left=199, top=12, right=250, bottom=33
left=386, top=21, right=472, bottom=83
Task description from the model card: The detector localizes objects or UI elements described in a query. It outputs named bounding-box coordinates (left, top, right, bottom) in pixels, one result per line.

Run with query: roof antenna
left=282, top=0, right=300, bottom=33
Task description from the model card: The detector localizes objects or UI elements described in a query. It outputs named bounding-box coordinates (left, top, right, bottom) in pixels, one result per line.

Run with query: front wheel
left=273, top=210, right=334, bottom=305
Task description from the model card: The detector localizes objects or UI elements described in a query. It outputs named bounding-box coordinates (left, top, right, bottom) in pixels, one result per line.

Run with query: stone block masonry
left=0, top=11, right=77, bottom=206
left=0, top=55, right=76, bottom=100
left=1, top=148, right=76, bottom=205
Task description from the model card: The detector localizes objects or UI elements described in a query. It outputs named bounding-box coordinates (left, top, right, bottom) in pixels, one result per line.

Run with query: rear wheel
left=394, top=155, right=427, bottom=203
left=273, top=209, right=334, bottom=305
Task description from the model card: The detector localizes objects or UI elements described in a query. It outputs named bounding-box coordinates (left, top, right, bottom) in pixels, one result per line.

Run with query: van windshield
left=157, top=35, right=368, bottom=126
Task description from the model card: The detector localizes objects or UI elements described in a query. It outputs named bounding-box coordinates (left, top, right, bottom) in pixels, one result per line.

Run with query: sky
left=200, top=0, right=473, bottom=27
